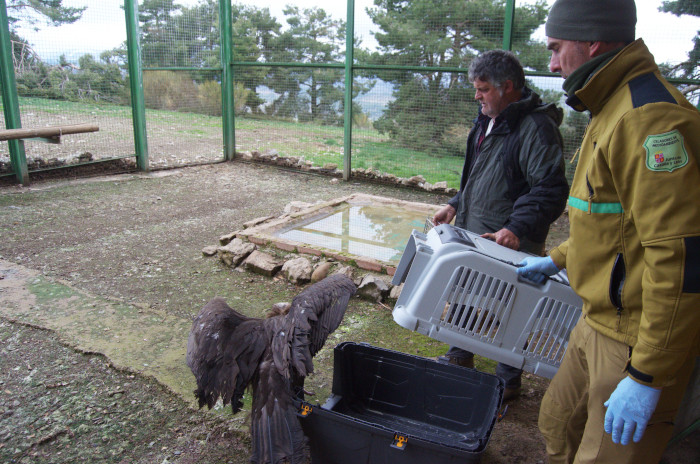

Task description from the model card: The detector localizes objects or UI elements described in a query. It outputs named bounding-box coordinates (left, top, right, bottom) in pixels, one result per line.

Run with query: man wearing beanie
left=517, top=0, right=700, bottom=463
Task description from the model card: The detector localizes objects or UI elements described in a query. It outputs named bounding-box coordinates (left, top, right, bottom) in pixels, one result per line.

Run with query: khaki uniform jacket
left=550, top=40, right=700, bottom=388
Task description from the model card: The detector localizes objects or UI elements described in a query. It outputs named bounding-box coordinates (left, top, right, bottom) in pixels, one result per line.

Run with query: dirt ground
left=0, top=161, right=697, bottom=464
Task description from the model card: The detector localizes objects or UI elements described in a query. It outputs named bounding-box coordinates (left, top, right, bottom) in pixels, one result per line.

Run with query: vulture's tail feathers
left=250, top=398, right=307, bottom=464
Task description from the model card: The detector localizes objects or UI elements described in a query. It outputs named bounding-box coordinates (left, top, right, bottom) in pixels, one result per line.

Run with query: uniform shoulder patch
left=643, top=130, right=688, bottom=172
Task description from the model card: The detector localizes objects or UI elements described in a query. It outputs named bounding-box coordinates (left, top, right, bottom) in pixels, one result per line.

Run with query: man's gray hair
left=468, top=49, right=525, bottom=90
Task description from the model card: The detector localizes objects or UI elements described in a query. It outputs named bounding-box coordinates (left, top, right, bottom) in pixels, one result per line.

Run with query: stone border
left=234, top=150, right=459, bottom=195
left=234, top=193, right=438, bottom=276
left=202, top=240, right=401, bottom=304
left=201, top=193, right=445, bottom=303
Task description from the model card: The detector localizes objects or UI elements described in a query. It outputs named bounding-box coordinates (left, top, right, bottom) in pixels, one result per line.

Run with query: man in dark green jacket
left=433, top=50, right=569, bottom=399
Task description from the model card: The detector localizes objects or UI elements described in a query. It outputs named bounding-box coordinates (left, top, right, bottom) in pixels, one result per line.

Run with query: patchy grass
left=0, top=320, right=249, bottom=464
left=7, top=96, right=462, bottom=187
left=353, top=140, right=463, bottom=186
left=1, top=162, right=696, bottom=463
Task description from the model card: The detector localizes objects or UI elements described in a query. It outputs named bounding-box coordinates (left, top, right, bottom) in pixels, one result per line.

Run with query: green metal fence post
left=343, top=0, right=355, bottom=181
left=124, top=0, right=149, bottom=171
left=0, top=0, right=28, bottom=184
left=219, top=0, right=235, bottom=161
left=503, top=0, right=515, bottom=51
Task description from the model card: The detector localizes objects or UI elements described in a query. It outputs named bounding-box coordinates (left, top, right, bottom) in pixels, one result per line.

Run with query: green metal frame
left=0, top=0, right=28, bottom=184
left=219, top=0, right=235, bottom=161
left=217, top=0, right=521, bottom=178
left=0, top=0, right=151, bottom=183
left=124, top=0, right=149, bottom=172
left=503, top=0, right=515, bottom=51
left=343, top=0, right=355, bottom=181
left=2, top=1, right=699, bottom=184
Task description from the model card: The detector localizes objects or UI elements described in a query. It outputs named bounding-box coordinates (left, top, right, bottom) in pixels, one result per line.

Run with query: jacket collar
left=563, top=47, right=621, bottom=111
left=569, top=39, right=659, bottom=114
left=474, top=87, right=545, bottom=133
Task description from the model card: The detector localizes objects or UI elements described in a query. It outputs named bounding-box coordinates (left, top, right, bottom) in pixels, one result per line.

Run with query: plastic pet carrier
left=391, top=224, right=582, bottom=379
left=299, top=342, right=503, bottom=464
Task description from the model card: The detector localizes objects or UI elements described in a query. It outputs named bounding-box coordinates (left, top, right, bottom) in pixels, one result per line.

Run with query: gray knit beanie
left=545, top=0, right=637, bottom=42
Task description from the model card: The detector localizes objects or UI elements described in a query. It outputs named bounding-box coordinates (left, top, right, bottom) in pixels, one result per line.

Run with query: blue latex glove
left=516, top=256, right=559, bottom=284
left=604, top=377, right=661, bottom=445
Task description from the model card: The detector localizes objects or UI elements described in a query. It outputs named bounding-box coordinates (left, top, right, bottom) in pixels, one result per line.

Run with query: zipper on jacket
left=609, top=253, right=626, bottom=332
left=586, top=175, right=594, bottom=214
left=570, top=121, right=590, bottom=166
left=570, top=147, right=581, bottom=166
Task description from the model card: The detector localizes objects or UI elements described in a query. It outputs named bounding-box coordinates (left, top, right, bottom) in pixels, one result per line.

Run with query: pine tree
left=659, top=1, right=699, bottom=100
left=5, top=0, right=85, bottom=29
left=366, top=0, right=549, bottom=154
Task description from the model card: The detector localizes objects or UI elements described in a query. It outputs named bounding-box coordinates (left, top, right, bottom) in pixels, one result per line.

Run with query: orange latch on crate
left=391, top=433, right=408, bottom=450
left=297, top=402, right=313, bottom=417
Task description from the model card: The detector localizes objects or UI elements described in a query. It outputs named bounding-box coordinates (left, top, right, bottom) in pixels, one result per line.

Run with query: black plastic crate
left=299, top=342, right=504, bottom=464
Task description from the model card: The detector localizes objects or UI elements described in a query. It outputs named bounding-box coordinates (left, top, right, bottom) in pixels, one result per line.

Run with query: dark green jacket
left=448, top=88, right=568, bottom=254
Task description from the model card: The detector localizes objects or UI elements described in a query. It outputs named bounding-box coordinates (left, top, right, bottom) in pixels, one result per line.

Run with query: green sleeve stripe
left=569, top=196, right=624, bottom=214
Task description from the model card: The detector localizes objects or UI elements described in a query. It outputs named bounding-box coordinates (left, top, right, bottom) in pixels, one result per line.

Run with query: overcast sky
left=15, top=0, right=699, bottom=66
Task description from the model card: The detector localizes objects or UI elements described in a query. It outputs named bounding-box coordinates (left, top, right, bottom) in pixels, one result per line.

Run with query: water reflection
left=277, top=205, right=426, bottom=263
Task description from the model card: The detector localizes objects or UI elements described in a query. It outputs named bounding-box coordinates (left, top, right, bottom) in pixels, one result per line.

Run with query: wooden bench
left=0, top=123, right=98, bottom=143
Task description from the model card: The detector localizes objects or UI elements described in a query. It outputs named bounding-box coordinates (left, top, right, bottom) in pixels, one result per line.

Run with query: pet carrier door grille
left=439, top=266, right=516, bottom=343
left=517, top=297, right=580, bottom=365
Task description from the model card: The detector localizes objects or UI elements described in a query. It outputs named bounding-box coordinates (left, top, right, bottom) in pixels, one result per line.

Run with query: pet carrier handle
left=517, top=273, right=549, bottom=287
left=515, top=263, right=549, bottom=287
left=515, top=260, right=572, bottom=287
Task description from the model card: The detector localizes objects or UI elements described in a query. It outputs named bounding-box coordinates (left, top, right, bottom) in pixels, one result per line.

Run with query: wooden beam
left=0, top=123, right=99, bottom=142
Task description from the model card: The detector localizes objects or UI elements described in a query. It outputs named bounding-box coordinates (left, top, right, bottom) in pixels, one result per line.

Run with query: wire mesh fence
left=1, top=0, right=698, bottom=185
left=0, top=1, right=134, bottom=176
left=140, top=0, right=224, bottom=167
left=142, top=70, right=225, bottom=168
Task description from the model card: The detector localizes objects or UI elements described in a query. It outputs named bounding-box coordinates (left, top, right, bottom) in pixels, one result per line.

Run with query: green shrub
left=441, top=124, right=470, bottom=157
left=195, top=81, right=251, bottom=116
left=352, top=111, right=372, bottom=129
left=143, top=71, right=199, bottom=112
left=197, top=81, right=222, bottom=116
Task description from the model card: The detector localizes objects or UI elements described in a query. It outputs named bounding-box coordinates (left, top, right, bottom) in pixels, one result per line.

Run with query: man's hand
left=481, top=228, right=520, bottom=250
left=433, top=204, right=456, bottom=226
left=516, top=256, right=559, bottom=284
left=604, top=377, right=661, bottom=445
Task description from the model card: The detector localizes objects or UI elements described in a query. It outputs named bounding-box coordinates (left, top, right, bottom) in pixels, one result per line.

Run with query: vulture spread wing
left=187, top=274, right=357, bottom=464
left=272, top=274, right=357, bottom=379
left=186, top=297, right=267, bottom=413
left=255, top=274, right=356, bottom=463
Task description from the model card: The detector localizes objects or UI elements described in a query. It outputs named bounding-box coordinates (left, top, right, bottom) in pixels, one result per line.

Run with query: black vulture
left=186, top=274, right=357, bottom=464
